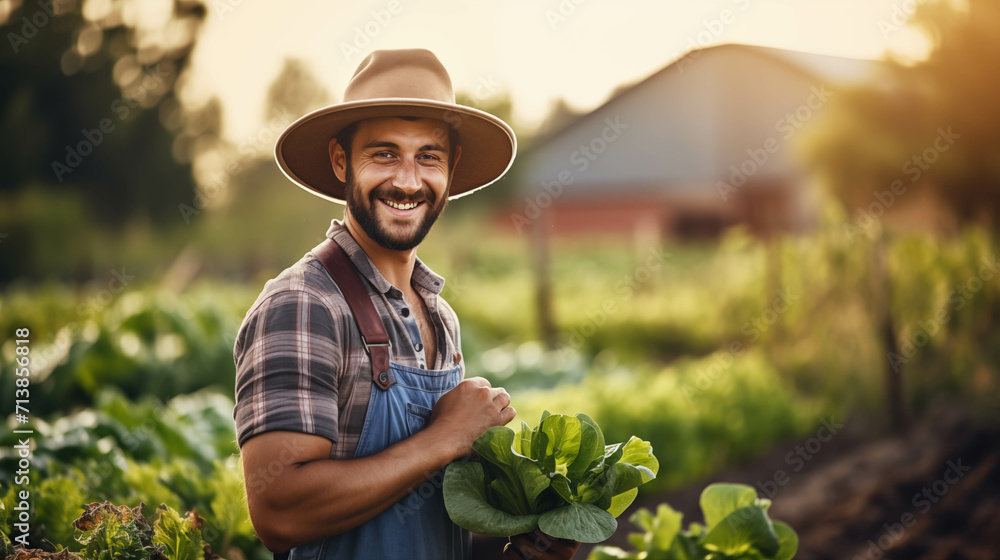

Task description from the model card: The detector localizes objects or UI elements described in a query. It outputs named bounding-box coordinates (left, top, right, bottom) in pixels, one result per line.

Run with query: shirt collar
left=325, top=219, right=446, bottom=298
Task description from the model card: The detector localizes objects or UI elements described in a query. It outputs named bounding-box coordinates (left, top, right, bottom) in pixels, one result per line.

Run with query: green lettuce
left=589, top=483, right=799, bottom=560
left=68, top=501, right=218, bottom=560
left=72, top=502, right=162, bottom=560
left=443, top=411, right=658, bottom=543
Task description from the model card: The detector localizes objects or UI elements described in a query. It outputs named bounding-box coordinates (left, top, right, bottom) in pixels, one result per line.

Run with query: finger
left=501, top=405, right=517, bottom=424
left=490, top=387, right=512, bottom=408
left=473, top=376, right=492, bottom=388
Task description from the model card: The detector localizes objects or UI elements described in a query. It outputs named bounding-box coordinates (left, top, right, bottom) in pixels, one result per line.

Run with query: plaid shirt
left=232, top=219, right=465, bottom=458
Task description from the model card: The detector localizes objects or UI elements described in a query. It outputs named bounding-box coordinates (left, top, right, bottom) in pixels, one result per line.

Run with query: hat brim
left=274, top=98, right=517, bottom=204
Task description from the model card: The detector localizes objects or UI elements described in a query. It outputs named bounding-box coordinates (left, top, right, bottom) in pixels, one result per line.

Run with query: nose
left=392, top=157, right=420, bottom=194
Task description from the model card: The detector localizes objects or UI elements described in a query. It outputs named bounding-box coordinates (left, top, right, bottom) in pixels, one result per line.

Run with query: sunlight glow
left=184, top=1, right=947, bottom=141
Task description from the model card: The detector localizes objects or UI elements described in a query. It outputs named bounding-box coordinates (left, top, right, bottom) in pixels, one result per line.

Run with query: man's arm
left=240, top=376, right=516, bottom=553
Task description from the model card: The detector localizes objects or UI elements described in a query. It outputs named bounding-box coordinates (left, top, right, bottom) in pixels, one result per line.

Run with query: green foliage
left=0, top=284, right=245, bottom=417
left=0, top=391, right=260, bottom=560
left=35, top=477, right=89, bottom=551
left=444, top=411, right=658, bottom=543
left=0, top=0, right=209, bottom=233
left=72, top=503, right=159, bottom=560
left=797, top=0, right=1000, bottom=226
left=510, top=348, right=818, bottom=492
left=151, top=506, right=206, bottom=560
left=589, top=483, right=798, bottom=560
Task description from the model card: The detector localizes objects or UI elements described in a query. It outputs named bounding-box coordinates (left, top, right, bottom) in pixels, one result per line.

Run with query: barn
left=510, top=43, right=884, bottom=240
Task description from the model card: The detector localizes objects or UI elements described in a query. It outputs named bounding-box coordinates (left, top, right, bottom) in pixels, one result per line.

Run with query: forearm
left=248, top=427, right=460, bottom=551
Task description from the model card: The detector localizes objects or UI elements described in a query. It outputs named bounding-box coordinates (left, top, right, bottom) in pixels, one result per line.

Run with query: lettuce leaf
left=444, top=410, right=659, bottom=543
left=72, top=502, right=163, bottom=560
left=151, top=505, right=208, bottom=560
left=590, top=483, right=799, bottom=559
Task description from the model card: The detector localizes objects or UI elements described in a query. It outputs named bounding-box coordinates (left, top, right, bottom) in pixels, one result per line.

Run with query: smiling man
left=232, top=49, right=579, bottom=560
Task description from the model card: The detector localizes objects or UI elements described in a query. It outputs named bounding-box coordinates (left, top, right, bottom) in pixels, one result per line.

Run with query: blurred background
left=1, top=0, right=999, bottom=558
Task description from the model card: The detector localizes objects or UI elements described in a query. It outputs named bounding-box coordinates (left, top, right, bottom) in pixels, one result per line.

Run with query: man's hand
left=502, top=530, right=580, bottom=559
left=427, top=376, right=516, bottom=460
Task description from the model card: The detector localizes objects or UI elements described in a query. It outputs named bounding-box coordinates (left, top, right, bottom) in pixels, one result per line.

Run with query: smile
left=381, top=199, right=422, bottom=210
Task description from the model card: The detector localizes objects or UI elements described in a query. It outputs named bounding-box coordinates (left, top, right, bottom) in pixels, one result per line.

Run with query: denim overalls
left=287, top=360, right=469, bottom=560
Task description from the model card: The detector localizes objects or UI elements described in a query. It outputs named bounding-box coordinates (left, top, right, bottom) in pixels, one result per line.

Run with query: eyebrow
left=362, top=140, right=448, bottom=153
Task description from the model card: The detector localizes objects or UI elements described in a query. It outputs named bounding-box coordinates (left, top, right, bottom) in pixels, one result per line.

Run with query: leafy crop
left=72, top=502, right=160, bottom=560
left=444, top=411, right=659, bottom=543
left=4, top=501, right=216, bottom=560
left=589, top=483, right=798, bottom=560
left=0, top=390, right=260, bottom=560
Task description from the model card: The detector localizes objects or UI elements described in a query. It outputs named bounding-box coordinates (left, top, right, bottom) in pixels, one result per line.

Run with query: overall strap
left=311, top=238, right=394, bottom=391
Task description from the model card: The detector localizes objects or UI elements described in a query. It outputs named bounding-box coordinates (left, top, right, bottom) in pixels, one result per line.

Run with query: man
left=232, top=49, right=579, bottom=559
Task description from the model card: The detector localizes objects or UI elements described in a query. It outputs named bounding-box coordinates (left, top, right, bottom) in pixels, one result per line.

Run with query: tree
left=801, top=0, right=1000, bottom=230
left=0, top=0, right=215, bottom=282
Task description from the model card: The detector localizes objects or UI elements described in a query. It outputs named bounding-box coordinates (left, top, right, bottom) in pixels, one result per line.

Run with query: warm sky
left=183, top=0, right=935, bottom=141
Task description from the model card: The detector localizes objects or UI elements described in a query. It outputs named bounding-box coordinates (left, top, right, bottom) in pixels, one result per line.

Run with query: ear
left=329, top=138, right=348, bottom=183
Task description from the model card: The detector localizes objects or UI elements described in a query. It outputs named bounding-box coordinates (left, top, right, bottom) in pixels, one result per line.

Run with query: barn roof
left=520, top=43, right=885, bottom=200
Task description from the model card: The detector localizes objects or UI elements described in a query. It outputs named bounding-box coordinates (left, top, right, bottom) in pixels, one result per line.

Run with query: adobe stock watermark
left=244, top=437, right=312, bottom=495
left=877, top=0, right=933, bottom=41
left=852, top=457, right=970, bottom=560
left=440, top=276, right=469, bottom=301
left=558, top=245, right=671, bottom=352
left=510, top=115, right=629, bottom=233
left=887, top=255, right=997, bottom=372
left=6, top=0, right=72, bottom=53
left=671, top=0, right=752, bottom=73
left=843, top=126, right=960, bottom=243
left=213, top=0, right=246, bottom=20
left=428, top=73, right=503, bottom=151
left=393, top=469, right=447, bottom=524
left=717, top=84, right=833, bottom=202
left=544, top=0, right=589, bottom=30
left=51, top=63, right=173, bottom=183
left=340, top=0, right=403, bottom=62
left=682, top=287, right=799, bottom=402
left=754, top=417, right=842, bottom=500
left=178, top=107, right=295, bottom=223
left=393, top=448, right=480, bottom=525
left=32, top=267, right=136, bottom=374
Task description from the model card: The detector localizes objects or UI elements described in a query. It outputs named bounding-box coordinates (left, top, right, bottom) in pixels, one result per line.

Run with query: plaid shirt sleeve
left=233, top=288, right=344, bottom=448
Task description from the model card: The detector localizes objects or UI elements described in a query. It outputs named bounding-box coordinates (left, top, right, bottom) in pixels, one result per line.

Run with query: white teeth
left=384, top=200, right=419, bottom=210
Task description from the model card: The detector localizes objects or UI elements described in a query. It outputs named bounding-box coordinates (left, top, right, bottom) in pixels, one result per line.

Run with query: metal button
left=378, top=371, right=388, bottom=383
left=400, top=307, right=410, bottom=317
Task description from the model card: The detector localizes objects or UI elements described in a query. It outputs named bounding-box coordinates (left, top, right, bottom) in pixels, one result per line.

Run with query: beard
left=344, top=164, right=450, bottom=251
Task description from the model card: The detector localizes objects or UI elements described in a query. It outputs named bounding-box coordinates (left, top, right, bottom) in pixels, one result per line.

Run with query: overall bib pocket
left=405, top=402, right=433, bottom=436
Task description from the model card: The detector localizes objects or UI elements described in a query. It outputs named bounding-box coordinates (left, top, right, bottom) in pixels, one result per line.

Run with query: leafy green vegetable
left=588, top=483, right=799, bottom=560
left=444, top=410, right=659, bottom=543
left=151, top=505, right=209, bottom=560
left=72, top=502, right=163, bottom=560
left=65, top=501, right=220, bottom=560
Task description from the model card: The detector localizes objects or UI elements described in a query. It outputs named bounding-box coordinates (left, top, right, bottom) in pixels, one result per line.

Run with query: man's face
left=334, top=117, right=459, bottom=251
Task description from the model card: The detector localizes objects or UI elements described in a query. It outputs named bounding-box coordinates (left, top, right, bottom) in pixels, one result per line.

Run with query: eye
left=373, top=151, right=396, bottom=159
left=418, top=153, right=442, bottom=161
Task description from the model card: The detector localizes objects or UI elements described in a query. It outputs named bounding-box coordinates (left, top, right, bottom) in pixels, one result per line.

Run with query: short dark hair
left=335, top=117, right=460, bottom=172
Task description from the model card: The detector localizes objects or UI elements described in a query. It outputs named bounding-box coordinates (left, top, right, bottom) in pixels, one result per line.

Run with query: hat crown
left=344, top=49, right=456, bottom=104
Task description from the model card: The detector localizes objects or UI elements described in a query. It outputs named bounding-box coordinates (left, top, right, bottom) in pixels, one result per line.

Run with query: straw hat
left=274, top=48, right=517, bottom=204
